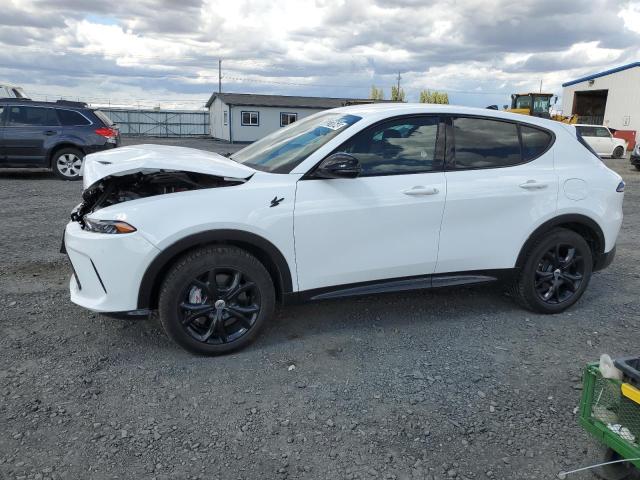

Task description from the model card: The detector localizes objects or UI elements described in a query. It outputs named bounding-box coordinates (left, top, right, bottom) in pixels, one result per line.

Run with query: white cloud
left=0, top=0, right=638, bottom=108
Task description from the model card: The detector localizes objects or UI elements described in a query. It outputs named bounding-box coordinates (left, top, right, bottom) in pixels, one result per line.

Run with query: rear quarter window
left=57, top=109, right=91, bottom=126
left=521, top=125, right=552, bottom=160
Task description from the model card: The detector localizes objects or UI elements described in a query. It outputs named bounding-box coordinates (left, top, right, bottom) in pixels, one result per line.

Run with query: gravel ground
left=1, top=137, right=639, bottom=480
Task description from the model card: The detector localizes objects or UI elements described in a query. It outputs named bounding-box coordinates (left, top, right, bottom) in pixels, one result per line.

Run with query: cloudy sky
left=2, top=0, right=640, bottom=110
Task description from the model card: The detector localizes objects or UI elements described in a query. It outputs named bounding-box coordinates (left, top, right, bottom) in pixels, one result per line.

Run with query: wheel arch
left=48, top=143, right=85, bottom=167
left=137, top=230, right=294, bottom=309
left=515, top=214, right=606, bottom=270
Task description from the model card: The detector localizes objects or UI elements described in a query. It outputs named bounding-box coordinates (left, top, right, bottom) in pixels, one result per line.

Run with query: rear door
left=435, top=116, right=558, bottom=273
left=4, top=105, right=61, bottom=166
left=576, top=126, right=602, bottom=155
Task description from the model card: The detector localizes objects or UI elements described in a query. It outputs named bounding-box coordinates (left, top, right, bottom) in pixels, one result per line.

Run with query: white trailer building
left=561, top=62, right=640, bottom=130
left=205, top=92, right=381, bottom=142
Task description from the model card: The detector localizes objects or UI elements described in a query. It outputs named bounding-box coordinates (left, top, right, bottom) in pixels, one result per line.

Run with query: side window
left=595, top=127, right=611, bottom=138
left=453, top=117, right=520, bottom=169
left=578, top=126, right=596, bottom=137
left=280, top=112, right=297, bottom=127
left=340, top=116, right=440, bottom=176
left=0, top=105, right=4, bottom=125
left=57, top=109, right=90, bottom=126
left=241, top=111, right=259, bottom=126
left=521, top=125, right=552, bottom=161
left=223, top=110, right=228, bottom=126
left=7, top=106, right=58, bottom=126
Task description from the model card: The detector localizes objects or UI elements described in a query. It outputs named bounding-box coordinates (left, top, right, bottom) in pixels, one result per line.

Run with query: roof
left=205, top=92, right=392, bottom=109
left=0, top=98, right=89, bottom=109
left=562, top=62, right=640, bottom=87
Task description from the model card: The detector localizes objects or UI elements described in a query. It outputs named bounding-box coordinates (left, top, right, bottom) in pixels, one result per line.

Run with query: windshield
left=532, top=96, right=551, bottom=114
left=232, top=112, right=361, bottom=173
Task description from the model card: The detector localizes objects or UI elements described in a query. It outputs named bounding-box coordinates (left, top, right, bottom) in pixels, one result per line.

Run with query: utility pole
left=539, top=79, right=542, bottom=93
left=218, top=59, right=222, bottom=94
left=396, top=71, right=401, bottom=92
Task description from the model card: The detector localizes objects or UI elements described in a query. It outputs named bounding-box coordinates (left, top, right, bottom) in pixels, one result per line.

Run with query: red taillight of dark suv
left=95, top=127, right=118, bottom=144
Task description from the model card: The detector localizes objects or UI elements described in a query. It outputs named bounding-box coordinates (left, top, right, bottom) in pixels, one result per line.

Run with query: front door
left=294, top=115, right=447, bottom=292
left=4, top=105, right=61, bottom=166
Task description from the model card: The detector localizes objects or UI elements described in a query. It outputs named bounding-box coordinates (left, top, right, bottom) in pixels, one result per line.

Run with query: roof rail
left=55, top=99, right=87, bottom=107
left=1, top=97, right=32, bottom=102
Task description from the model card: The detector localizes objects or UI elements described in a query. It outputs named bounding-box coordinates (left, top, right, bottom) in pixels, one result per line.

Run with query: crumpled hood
left=82, top=144, right=255, bottom=189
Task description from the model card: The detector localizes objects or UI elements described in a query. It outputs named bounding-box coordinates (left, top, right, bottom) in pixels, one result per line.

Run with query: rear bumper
left=85, top=142, right=118, bottom=155
left=631, top=154, right=640, bottom=167
left=63, top=221, right=160, bottom=312
left=594, top=245, right=616, bottom=272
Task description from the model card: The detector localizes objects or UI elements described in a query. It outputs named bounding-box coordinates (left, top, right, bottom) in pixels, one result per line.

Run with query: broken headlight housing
left=83, top=217, right=137, bottom=234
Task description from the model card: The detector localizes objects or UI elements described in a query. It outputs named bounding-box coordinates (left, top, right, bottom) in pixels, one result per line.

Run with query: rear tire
left=613, top=146, right=624, bottom=159
left=52, top=147, right=84, bottom=180
left=513, top=228, right=593, bottom=314
left=158, top=246, right=275, bottom=355
left=635, top=165, right=640, bottom=171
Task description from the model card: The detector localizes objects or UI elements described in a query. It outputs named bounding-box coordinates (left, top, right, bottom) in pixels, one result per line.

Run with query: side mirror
left=313, top=153, right=361, bottom=179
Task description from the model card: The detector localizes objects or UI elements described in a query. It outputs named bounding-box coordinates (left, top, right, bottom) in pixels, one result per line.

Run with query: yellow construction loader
left=505, top=93, right=577, bottom=124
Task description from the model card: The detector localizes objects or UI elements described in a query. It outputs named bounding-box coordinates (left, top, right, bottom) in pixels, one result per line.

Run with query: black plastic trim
left=515, top=214, right=606, bottom=269
left=137, top=230, right=293, bottom=309
left=283, top=270, right=513, bottom=304
left=594, top=245, right=615, bottom=272
left=90, top=259, right=107, bottom=294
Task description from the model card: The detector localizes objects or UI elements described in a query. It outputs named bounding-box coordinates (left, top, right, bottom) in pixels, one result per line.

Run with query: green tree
left=370, top=85, right=384, bottom=100
left=390, top=85, right=406, bottom=102
left=419, top=89, right=449, bottom=104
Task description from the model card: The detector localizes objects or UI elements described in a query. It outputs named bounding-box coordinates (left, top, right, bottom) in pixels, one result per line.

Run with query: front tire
left=513, top=228, right=593, bottom=314
left=613, top=146, right=624, bottom=159
left=158, top=246, right=275, bottom=355
left=52, top=148, right=84, bottom=180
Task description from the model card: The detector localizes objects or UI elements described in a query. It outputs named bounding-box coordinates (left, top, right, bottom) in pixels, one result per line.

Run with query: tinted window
left=57, top=109, right=90, bottom=126
left=595, top=127, right=611, bottom=137
left=521, top=125, right=552, bottom=160
left=453, top=117, right=520, bottom=169
left=340, top=116, right=440, bottom=176
left=577, top=126, right=596, bottom=137
left=7, top=106, right=58, bottom=126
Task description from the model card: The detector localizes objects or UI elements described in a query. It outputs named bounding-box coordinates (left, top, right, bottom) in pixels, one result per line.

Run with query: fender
left=515, top=213, right=605, bottom=269
left=137, top=229, right=294, bottom=309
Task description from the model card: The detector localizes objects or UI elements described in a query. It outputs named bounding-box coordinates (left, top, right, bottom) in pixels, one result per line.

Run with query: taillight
left=616, top=181, right=625, bottom=193
left=95, top=127, right=117, bottom=138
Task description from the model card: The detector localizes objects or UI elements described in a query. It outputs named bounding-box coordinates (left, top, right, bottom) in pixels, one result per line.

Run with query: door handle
left=519, top=180, right=548, bottom=190
left=43, top=130, right=57, bottom=136
left=403, top=186, right=439, bottom=196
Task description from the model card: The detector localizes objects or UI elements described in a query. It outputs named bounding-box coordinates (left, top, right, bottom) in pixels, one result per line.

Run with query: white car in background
left=575, top=124, right=627, bottom=158
left=62, top=104, right=624, bottom=355
left=0, top=84, right=27, bottom=98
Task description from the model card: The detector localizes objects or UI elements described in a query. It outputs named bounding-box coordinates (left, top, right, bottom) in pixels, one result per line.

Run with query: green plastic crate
left=579, top=363, right=640, bottom=469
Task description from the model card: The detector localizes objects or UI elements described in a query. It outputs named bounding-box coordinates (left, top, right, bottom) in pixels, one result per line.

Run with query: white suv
left=62, top=104, right=624, bottom=354
left=575, top=124, right=627, bottom=158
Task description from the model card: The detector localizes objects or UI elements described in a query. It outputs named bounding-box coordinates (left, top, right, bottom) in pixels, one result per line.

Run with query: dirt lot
left=1, top=137, right=639, bottom=480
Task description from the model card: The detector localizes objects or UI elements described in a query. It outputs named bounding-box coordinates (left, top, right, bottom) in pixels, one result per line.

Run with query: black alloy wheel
left=514, top=228, right=593, bottom=313
left=179, top=268, right=261, bottom=345
left=534, top=243, right=585, bottom=304
left=158, top=246, right=275, bottom=355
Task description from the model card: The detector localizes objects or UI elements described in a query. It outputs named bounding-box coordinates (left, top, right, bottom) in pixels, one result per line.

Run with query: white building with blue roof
left=561, top=62, right=640, bottom=131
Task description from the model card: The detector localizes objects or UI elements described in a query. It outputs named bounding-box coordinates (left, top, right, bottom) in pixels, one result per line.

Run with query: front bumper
left=63, top=221, right=160, bottom=312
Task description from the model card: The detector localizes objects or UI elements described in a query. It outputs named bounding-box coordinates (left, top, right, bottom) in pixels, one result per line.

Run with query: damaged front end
left=71, top=170, right=246, bottom=227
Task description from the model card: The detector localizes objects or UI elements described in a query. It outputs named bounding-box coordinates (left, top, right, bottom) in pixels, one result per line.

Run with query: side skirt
left=283, top=269, right=516, bottom=305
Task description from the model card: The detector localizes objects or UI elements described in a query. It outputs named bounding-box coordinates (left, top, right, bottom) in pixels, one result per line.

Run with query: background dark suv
left=0, top=99, right=120, bottom=180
